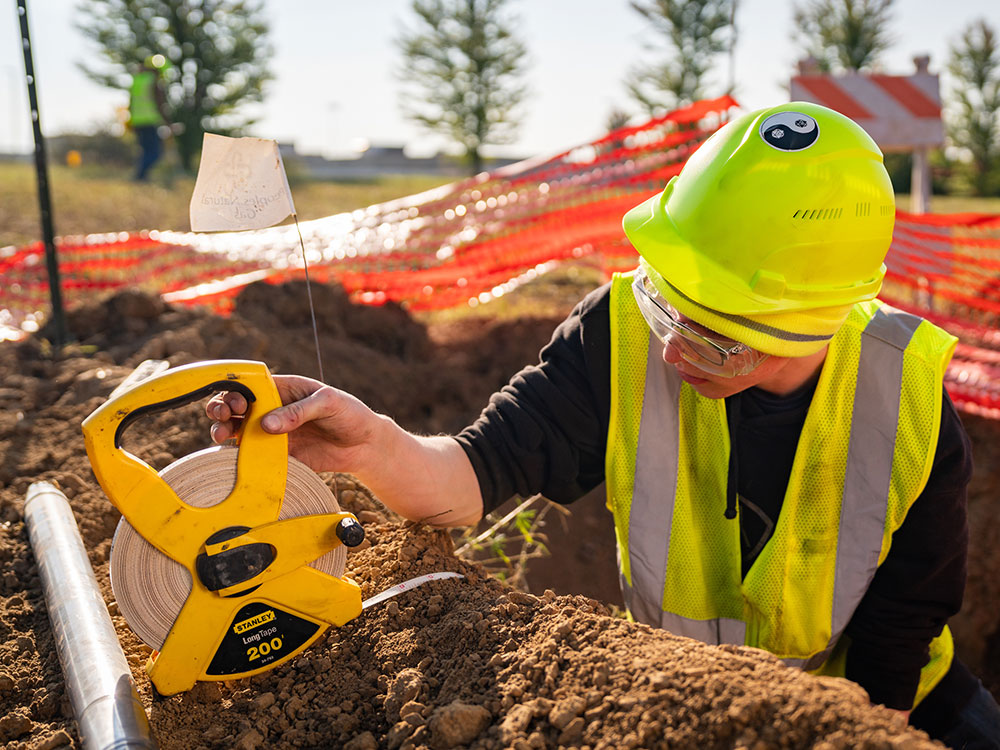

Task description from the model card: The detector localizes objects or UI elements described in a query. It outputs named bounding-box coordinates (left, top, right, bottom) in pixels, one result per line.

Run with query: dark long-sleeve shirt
left=454, top=283, right=973, bottom=710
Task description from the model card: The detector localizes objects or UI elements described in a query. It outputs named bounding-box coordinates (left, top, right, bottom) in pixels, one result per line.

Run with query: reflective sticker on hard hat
left=759, top=112, right=819, bottom=152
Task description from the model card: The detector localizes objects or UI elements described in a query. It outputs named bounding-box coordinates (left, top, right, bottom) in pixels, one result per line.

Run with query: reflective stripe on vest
left=605, top=271, right=957, bottom=706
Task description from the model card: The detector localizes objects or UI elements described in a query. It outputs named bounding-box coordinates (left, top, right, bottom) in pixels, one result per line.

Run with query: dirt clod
left=235, top=727, right=265, bottom=750
left=0, top=710, right=33, bottom=742
left=345, top=731, right=379, bottom=750
left=427, top=700, right=492, bottom=748
left=386, top=669, right=428, bottom=722
left=33, top=728, right=72, bottom=750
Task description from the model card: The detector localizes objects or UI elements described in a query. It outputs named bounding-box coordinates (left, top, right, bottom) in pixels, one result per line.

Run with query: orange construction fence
left=2, top=95, right=999, bottom=417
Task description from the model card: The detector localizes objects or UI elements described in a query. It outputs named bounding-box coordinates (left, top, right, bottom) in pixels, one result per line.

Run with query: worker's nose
left=662, top=340, right=683, bottom=365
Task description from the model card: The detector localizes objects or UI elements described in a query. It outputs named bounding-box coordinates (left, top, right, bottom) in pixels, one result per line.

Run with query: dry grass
left=0, top=160, right=603, bottom=322
left=0, top=161, right=448, bottom=249
left=917, top=194, right=1000, bottom=214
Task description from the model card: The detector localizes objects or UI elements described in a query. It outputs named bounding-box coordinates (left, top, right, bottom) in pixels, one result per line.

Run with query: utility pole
left=16, top=0, right=67, bottom=346
left=909, top=56, right=933, bottom=215
left=728, top=0, right=738, bottom=96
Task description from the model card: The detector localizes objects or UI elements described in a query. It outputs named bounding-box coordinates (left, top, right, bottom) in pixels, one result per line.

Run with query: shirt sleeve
left=844, top=389, right=973, bottom=710
left=453, top=284, right=613, bottom=514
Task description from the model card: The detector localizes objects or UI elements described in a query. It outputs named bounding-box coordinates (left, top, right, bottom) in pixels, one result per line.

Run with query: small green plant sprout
left=454, top=494, right=564, bottom=591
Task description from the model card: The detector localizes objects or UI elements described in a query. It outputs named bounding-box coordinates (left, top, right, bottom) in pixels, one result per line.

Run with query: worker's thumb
left=260, top=389, right=326, bottom=434
left=261, top=403, right=305, bottom=434
left=261, top=412, right=286, bottom=433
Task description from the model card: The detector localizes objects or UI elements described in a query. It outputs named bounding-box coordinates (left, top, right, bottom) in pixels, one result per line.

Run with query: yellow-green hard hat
left=144, top=54, right=172, bottom=72
left=623, top=102, right=895, bottom=318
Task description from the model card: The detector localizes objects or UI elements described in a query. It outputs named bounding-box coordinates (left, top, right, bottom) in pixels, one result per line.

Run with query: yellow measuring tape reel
left=82, top=360, right=365, bottom=696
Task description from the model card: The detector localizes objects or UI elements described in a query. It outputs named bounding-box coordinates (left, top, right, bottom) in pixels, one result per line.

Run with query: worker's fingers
left=207, top=391, right=249, bottom=444
left=224, top=391, right=248, bottom=416
left=206, top=391, right=248, bottom=421
left=206, top=393, right=225, bottom=421
left=209, top=419, right=233, bottom=444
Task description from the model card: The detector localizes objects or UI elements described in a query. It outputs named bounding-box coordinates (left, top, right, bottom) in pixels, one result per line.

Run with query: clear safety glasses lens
left=631, top=273, right=770, bottom=378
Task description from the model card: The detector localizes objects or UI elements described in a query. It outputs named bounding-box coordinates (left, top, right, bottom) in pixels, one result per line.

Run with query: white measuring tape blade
left=361, top=571, right=465, bottom=610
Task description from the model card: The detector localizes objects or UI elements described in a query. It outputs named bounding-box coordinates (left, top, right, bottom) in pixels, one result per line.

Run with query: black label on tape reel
left=206, top=601, right=321, bottom=676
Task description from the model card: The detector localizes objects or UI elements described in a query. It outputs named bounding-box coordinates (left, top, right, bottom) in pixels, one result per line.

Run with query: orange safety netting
left=2, top=95, right=1000, bottom=418
left=880, top=211, right=1000, bottom=419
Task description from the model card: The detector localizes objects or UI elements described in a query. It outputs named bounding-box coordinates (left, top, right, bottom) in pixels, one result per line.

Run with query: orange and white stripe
left=790, top=72, right=943, bottom=151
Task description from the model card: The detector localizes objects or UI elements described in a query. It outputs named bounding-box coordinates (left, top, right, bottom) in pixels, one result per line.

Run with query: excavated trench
left=1, top=280, right=998, bottom=749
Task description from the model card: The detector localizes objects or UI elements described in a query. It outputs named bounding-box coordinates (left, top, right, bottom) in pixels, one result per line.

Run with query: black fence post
left=16, top=0, right=67, bottom=347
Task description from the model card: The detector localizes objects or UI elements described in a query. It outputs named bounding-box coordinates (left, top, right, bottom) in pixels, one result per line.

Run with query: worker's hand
left=207, top=373, right=484, bottom=527
left=207, top=374, right=386, bottom=475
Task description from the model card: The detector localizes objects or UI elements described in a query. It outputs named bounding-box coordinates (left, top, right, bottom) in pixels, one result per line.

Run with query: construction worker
left=128, top=55, right=170, bottom=181
left=208, top=102, right=1000, bottom=746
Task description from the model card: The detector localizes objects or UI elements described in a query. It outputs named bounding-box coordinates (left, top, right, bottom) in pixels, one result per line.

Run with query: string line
left=293, top=214, right=325, bottom=382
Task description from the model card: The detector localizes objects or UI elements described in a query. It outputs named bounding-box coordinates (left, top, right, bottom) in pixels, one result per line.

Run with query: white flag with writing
left=189, top=133, right=295, bottom=232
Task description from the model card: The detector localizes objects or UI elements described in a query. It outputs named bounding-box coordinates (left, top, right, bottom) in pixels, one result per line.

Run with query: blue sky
left=1, top=0, right=996, bottom=159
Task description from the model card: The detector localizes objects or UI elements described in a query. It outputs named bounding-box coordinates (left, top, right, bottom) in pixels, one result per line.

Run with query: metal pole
left=24, top=482, right=157, bottom=750
left=16, top=0, right=67, bottom=346
left=728, top=0, right=738, bottom=96
left=910, top=147, right=930, bottom=215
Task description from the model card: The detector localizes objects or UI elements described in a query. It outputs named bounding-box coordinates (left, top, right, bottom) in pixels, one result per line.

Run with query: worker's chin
left=675, top=368, right=710, bottom=385
left=674, top=367, right=737, bottom=398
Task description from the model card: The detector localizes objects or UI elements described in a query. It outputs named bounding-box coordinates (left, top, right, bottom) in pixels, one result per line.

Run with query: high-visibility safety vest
left=129, top=71, right=165, bottom=128
left=606, top=271, right=957, bottom=708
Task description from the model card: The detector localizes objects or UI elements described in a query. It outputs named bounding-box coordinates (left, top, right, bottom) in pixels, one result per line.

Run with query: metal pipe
left=24, top=482, right=157, bottom=750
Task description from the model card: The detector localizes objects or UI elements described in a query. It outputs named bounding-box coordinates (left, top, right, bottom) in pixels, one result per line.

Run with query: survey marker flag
left=189, top=133, right=295, bottom=232
left=187, top=132, right=326, bottom=382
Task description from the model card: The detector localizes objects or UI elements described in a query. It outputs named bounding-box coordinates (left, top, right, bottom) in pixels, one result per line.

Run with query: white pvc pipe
left=24, top=481, right=157, bottom=750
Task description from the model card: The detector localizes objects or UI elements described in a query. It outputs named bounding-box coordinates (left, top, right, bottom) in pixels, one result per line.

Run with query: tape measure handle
left=82, top=360, right=286, bottom=524
left=113, top=379, right=255, bottom=448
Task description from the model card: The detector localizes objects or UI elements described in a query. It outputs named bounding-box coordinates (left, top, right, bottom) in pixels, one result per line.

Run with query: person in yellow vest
left=208, top=103, right=1000, bottom=746
left=128, top=55, right=170, bottom=181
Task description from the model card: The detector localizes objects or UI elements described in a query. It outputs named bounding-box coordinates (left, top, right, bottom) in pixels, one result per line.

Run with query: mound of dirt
left=0, top=281, right=997, bottom=749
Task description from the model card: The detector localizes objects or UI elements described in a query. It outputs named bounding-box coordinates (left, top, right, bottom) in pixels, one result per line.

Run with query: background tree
left=76, top=0, right=273, bottom=172
left=625, top=0, right=735, bottom=116
left=397, top=0, right=529, bottom=175
left=792, top=0, right=894, bottom=73
left=947, top=19, right=1000, bottom=196
left=605, top=107, right=633, bottom=134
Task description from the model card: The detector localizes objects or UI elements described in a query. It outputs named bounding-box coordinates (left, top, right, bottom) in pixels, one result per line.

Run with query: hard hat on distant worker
left=622, top=101, right=895, bottom=357
left=143, top=54, right=171, bottom=73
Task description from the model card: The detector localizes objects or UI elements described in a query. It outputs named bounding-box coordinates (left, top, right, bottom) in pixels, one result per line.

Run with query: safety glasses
left=631, top=270, right=770, bottom=378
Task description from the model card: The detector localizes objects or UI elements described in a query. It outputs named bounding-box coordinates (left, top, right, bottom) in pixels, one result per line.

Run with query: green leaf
left=492, top=540, right=510, bottom=566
